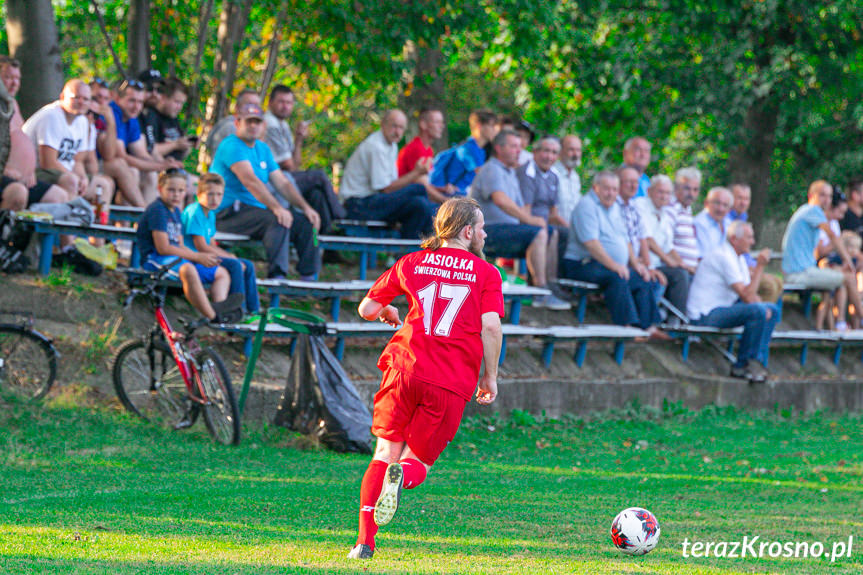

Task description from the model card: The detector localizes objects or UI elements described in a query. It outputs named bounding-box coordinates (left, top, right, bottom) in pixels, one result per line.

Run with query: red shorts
left=371, top=367, right=468, bottom=466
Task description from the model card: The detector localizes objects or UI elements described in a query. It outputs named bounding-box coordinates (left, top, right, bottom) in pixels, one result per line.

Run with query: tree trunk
left=398, top=43, right=448, bottom=149
left=204, top=0, right=253, bottom=127
left=259, top=4, right=290, bottom=101
left=727, top=97, right=779, bottom=238
left=187, top=0, right=216, bottom=124
left=198, top=0, right=252, bottom=171
left=127, top=0, right=151, bottom=77
left=5, top=0, right=64, bottom=118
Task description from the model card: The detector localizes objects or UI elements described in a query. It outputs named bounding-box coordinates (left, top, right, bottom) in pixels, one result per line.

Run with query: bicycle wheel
left=113, top=338, right=187, bottom=426
left=195, top=347, right=240, bottom=445
left=0, top=325, right=58, bottom=402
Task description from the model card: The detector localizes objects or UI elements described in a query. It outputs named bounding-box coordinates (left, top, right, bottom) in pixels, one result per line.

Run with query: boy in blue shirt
left=182, top=173, right=260, bottom=314
left=136, top=170, right=242, bottom=322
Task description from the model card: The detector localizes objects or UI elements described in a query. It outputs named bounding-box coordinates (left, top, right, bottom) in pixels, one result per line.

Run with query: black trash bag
left=273, top=333, right=373, bottom=454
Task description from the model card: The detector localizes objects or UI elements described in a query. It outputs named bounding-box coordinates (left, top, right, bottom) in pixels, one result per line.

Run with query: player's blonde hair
left=421, top=198, right=481, bottom=251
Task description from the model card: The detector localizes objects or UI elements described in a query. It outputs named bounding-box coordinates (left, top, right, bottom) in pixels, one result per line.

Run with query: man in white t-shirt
left=686, top=220, right=780, bottom=383
left=634, top=174, right=691, bottom=313
left=551, top=134, right=582, bottom=225
left=340, top=109, right=435, bottom=239
left=22, top=79, right=114, bottom=205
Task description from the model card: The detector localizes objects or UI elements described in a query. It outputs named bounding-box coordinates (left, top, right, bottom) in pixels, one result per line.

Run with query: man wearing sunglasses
left=99, top=79, right=181, bottom=206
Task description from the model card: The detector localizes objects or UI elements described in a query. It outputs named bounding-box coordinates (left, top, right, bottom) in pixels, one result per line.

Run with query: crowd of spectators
left=2, top=56, right=862, bottom=382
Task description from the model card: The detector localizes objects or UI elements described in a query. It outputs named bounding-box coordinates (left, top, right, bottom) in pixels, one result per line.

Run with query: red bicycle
left=112, top=260, right=241, bottom=445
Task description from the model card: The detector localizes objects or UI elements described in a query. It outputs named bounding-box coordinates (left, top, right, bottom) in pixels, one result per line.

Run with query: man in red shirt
left=396, top=108, right=443, bottom=176
left=348, top=197, right=504, bottom=560
left=396, top=108, right=454, bottom=204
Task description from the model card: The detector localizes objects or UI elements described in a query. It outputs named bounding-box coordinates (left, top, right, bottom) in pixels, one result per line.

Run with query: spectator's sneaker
left=729, top=364, right=749, bottom=380
left=835, top=320, right=849, bottom=332
left=374, top=463, right=404, bottom=527
left=532, top=294, right=572, bottom=311
left=60, top=247, right=103, bottom=276
left=212, top=293, right=245, bottom=324
left=347, top=544, right=374, bottom=559
left=746, top=360, right=768, bottom=384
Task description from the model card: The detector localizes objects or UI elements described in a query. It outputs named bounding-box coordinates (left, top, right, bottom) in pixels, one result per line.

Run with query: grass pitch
left=1, top=392, right=861, bottom=574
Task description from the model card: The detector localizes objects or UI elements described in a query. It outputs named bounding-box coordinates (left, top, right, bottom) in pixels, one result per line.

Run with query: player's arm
left=477, top=311, right=502, bottom=405
left=358, top=297, right=401, bottom=327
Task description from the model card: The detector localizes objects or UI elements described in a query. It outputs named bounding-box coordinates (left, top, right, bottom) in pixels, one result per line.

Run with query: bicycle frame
left=149, top=298, right=209, bottom=407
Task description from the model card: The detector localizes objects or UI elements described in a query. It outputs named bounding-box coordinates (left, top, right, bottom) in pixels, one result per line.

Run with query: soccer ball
left=610, top=507, right=660, bottom=555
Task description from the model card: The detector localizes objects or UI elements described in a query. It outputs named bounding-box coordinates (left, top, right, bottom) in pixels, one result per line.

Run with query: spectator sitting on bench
left=211, top=103, right=321, bottom=280
left=664, top=166, right=701, bottom=275
left=782, top=180, right=858, bottom=307
left=687, top=220, right=779, bottom=383
left=0, top=56, right=74, bottom=211
left=100, top=79, right=182, bottom=206
left=633, top=174, right=691, bottom=314
left=622, top=137, right=651, bottom=198
left=617, top=165, right=666, bottom=299
left=839, top=180, right=863, bottom=242
left=814, top=189, right=860, bottom=331
left=471, top=130, right=570, bottom=310
left=182, top=173, right=260, bottom=315
left=201, top=89, right=260, bottom=172
left=264, top=84, right=345, bottom=234
left=561, top=170, right=667, bottom=337
left=339, top=109, right=436, bottom=239
left=726, top=182, right=784, bottom=304
left=693, top=186, right=732, bottom=257
left=551, top=134, right=583, bottom=226
left=517, top=135, right=567, bottom=285
left=430, top=108, right=498, bottom=194
left=396, top=107, right=452, bottom=204
left=137, top=170, right=243, bottom=322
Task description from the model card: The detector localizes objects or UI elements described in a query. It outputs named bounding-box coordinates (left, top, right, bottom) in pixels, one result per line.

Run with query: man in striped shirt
left=664, top=167, right=701, bottom=275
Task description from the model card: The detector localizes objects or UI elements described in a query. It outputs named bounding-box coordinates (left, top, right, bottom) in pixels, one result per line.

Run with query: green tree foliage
left=4, top=0, right=861, bottom=227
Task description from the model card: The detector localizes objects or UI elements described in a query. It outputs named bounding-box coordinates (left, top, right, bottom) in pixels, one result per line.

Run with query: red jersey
left=396, top=136, right=433, bottom=177
left=366, top=247, right=504, bottom=400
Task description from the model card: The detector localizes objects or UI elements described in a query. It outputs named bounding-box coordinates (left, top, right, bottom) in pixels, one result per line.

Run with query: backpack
left=0, top=210, right=32, bottom=273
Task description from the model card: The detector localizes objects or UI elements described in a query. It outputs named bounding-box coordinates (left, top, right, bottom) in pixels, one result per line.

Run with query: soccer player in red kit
left=348, top=197, right=504, bottom=559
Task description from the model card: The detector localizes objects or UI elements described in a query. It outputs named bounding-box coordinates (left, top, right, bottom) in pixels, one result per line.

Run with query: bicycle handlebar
left=123, top=258, right=184, bottom=308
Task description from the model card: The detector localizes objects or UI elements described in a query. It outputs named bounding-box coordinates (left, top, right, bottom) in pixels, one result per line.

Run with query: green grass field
left=1, top=391, right=862, bottom=574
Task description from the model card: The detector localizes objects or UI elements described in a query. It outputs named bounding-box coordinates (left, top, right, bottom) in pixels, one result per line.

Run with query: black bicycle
left=112, top=262, right=241, bottom=445
left=0, top=311, right=59, bottom=402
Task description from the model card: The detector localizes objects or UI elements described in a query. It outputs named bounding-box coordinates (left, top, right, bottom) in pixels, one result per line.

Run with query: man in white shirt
left=686, top=220, right=779, bottom=383
left=22, top=79, right=113, bottom=203
left=693, top=187, right=733, bottom=257
left=664, top=166, right=701, bottom=274
left=340, top=109, right=435, bottom=239
left=552, top=134, right=582, bottom=225
left=634, top=174, right=691, bottom=313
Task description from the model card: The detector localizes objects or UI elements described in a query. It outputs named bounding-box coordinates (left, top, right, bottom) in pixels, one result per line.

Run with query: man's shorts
left=193, top=262, right=218, bottom=284
left=143, top=254, right=188, bottom=280
left=0, top=175, right=53, bottom=206
left=371, top=367, right=468, bottom=466
left=34, top=168, right=64, bottom=185
left=785, top=266, right=844, bottom=291
left=484, top=222, right=543, bottom=257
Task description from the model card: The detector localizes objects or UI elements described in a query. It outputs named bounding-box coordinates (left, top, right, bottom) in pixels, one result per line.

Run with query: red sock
left=356, top=459, right=388, bottom=548
left=399, top=458, right=427, bottom=489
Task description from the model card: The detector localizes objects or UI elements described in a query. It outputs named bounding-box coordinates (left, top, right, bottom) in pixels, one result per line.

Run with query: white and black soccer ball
left=610, top=507, right=661, bottom=555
